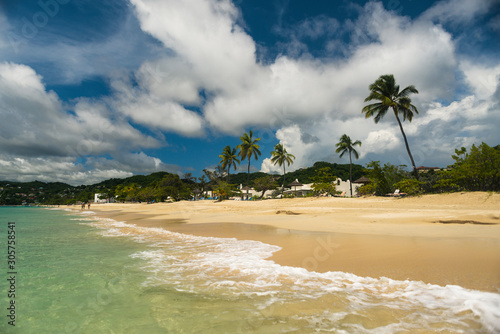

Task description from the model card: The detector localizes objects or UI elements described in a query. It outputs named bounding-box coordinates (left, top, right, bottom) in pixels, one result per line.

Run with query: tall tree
left=237, top=130, right=261, bottom=189
left=362, top=74, right=419, bottom=178
left=335, top=134, right=361, bottom=197
left=218, top=145, right=240, bottom=182
left=270, top=143, right=296, bottom=192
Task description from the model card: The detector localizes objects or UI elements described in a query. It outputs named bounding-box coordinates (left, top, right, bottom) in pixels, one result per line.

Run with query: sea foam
left=81, top=214, right=500, bottom=333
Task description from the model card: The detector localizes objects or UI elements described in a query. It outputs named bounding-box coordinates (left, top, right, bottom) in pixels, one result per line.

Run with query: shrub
left=393, top=179, right=424, bottom=196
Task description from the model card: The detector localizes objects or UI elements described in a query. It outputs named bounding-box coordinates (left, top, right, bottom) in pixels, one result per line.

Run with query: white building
left=334, top=178, right=364, bottom=197
left=94, top=193, right=115, bottom=203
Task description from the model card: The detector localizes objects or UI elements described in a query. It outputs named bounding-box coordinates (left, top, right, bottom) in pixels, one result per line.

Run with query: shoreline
left=87, top=192, right=500, bottom=292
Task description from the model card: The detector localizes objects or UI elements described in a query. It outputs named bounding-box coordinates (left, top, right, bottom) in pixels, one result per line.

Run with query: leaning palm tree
left=237, top=130, right=261, bottom=189
left=335, top=134, right=361, bottom=197
left=362, top=74, right=419, bottom=178
left=271, top=143, right=295, bottom=192
left=218, top=145, right=240, bottom=182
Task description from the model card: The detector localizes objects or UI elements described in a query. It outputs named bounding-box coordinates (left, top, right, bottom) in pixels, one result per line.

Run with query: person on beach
left=81, top=202, right=85, bottom=210
left=87, top=202, right=91, bottom=209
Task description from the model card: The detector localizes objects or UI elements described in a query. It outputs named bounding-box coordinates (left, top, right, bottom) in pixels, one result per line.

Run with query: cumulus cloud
left=460, top=61, right=500, bottom=99
left=0, top=62, right=160, bottom=157
left=202, top=2, right=457, bottom=134
left=110, top=63, right=205, bottom=137
left=0, top=154, right=133, bottom=185
left=0, top=61, right=187, bottom=184
left=130, top=0, right=258, bottom=93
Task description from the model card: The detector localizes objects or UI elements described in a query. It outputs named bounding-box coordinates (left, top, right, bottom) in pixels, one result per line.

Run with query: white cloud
left=0, top=62, right=161, bottom=157
left=261, top=125, right=313, bottom=174
left=460, top=61, right=500, bottom=99
left=111, top=69, right=205, bottom=137
left=420, top=0, right=493, bottom=25
left=0, top=154, right=133, bottom=185
left=0, top=61, right=188, bottom=184
left=362, top=130, right=401, bottom=158
left=201, top=1, right=457, bottom=135
left=130, top=0, right=258, bottom=93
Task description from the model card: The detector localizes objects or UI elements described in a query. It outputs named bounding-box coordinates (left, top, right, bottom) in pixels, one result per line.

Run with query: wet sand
left=87, top=192, right=500, bottom=292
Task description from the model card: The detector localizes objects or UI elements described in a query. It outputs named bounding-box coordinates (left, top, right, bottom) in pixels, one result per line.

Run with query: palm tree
left=271, top=143, right=295, bottom=192
left=218, top=145, right=240, bottom=182
left=237, top=130, right=261, bottom=189
left=362, top=74, right=419, bottom=178
left=335, top=134, right=361, bottom=197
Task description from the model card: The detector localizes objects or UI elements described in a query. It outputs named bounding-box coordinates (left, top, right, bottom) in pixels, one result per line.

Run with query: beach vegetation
left=203, top=166, right=225, bottom=183
left=393, top=179, right=424, bottom=196
left=281, top=161, right=364, bottom=185
left=252, top=175, right=278, bottom=198
left=270, top=143, right=296, bottom=192
left=362, top=74, right=419, bottom=178
left=359, top=161, right=408, bottom=196
left=196, top=175, right=209, bottom=197
left=438, top=143, right=500, bottom=192
left=311, top=167, right=339, bottom=196
left=115, top=183, right=140, bottom=202
left=76, top=190, right=93, bottom=203
left=153, top=174, right=191, bottom=201
left=218, top=146, right=240, bottom=182
left=213, top=181, right=240, bottom=201
left=237, top=131, right=262, bottom=188
left=335, top=134, right=362, bottom=197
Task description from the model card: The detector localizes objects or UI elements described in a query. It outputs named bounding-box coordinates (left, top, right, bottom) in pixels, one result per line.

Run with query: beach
left=89, top=192, right=500, bottom=293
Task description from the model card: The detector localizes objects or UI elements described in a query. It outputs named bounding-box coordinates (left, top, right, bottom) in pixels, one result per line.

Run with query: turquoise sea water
left=0, top=207, right=499, bottom=333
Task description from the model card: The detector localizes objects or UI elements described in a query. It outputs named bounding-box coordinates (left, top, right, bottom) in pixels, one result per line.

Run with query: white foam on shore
left=82, top=214, right=500, bottom=333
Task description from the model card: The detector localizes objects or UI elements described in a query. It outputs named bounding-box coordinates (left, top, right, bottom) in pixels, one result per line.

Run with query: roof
left=416, top=166, right=440, bottom=170
left=288, top=179, right=303, bottom=186
left=353, top=176, right=371, bottom=184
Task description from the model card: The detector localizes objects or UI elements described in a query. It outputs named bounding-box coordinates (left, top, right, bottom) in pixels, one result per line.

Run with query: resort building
left=416, top=166, right=441, bottom=173
left=94, top=193, right=116, bottom=203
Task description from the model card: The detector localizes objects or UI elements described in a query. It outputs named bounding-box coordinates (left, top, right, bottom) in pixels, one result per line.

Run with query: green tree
left=137, top=187, right=156, bottom=202
left=446, top=143, right=500, bottom=191
left=270, top=143, right=295, bottom=192
left=237, top=130, right=262, bottom=189
left=393, top=179, right=424, bottom=196
left=219, top=145, right=240, bottom=182
left=361, top=161, right=408, bottom=196
left=311, top=167, right=338, bottom=196
left=335, top=134, right=361, bottom=197
left=253, top=175, right=278, bottom=198
left=213, top=181, right=240, bottom=201
left=362, top=74, right=419, bottom=178
left=76, top=190, right=93, bottom=203
left=154, top=174, right=191, bottom=201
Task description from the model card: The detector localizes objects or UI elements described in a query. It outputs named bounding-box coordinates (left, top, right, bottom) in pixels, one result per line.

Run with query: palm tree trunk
left=349, top=150, right=353, bottom=197
left=393, top=109, right=419, bottom=179
left=247, top=160, right=250, bottom=196
left=282, top=164, right=286, bottom=193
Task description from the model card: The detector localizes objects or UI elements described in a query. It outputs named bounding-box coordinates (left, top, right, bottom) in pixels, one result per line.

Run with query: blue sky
left=0, top=0, right=499, bottom=185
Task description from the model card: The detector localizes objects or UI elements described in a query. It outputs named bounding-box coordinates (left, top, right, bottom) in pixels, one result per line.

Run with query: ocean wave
left=84, top=214, right=500, bottom=333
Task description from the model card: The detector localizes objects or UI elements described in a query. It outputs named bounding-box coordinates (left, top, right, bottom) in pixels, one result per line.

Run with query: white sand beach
left=88, top=192, right=500, bottom=292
